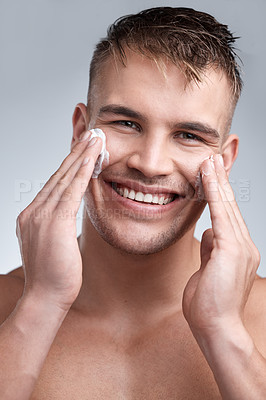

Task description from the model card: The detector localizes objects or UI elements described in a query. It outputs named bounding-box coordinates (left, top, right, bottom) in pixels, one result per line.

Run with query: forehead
left=90, top=51, right=232, bottom=135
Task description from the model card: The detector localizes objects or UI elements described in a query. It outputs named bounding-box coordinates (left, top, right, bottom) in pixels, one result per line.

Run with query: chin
left=84, top=203, right=202, bottom=256
left=99, top=229, right=182, bottom=256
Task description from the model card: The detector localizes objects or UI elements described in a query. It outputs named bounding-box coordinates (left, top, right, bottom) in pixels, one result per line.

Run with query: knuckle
left=58, top=174, right=70, bottom=188
left=62, top=185, right=73, bottom=200
left=16, top=209, right=30, bottom=228
left=51, top=170, right=63, bottom=181
left=246, top=241, right=260, bottom=267
left=16, top=215, right=23, bottom=237
left=253, top=247, right=261, bottom=266
left=71, top=145, right=81, bottom=155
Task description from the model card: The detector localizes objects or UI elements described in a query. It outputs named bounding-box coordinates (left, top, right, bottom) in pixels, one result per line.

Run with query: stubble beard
left=83, top=198, right=205, bottom=256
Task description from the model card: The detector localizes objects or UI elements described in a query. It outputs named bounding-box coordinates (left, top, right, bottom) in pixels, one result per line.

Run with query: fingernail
left=81, top=157, right=90, bottom=166
left=79, top=131, right=90, bottom=142
left=87, top=137, right=97, bottom=147
left=203, top=155, right=215, bottom=169
left=218, top=154, right=224, bottom=167
left=201, top=159, right=214, bottom=177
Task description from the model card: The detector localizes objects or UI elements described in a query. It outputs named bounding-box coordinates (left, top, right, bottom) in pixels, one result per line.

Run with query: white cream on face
left=89, top=128, right=109, bottom=178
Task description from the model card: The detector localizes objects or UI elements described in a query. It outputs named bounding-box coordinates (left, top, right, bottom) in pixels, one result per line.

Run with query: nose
left=127, top=134, right=174, bottom=178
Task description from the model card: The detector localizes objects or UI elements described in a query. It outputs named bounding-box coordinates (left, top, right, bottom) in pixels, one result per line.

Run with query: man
left=0, top=6, right=265, bottom=399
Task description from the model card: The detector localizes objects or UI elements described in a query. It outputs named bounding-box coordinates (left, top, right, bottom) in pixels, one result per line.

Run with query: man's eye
left=115, top=120, right=140, bottom=131
left=177, top=132, right=202, bottom=141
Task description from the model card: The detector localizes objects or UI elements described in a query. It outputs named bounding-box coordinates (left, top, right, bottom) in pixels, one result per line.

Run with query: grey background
left=0, top=0, right=265, bottom=275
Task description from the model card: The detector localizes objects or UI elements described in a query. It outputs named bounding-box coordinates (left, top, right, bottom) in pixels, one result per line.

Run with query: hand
left=16, top=132, right=102, bottom=310
left=182, top=154, right=260, bottom=337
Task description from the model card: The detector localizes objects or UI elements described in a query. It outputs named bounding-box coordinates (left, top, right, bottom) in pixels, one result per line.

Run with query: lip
left=103, top=180, right=186, bottom=215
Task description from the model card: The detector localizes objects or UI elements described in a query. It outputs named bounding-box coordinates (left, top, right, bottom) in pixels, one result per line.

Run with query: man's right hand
left=16, top=131, right=102, bottom=311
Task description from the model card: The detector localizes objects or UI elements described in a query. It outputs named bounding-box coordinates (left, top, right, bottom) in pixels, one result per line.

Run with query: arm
left=183, top=154, right=265, bottom=399
left=0, top=131, right=102, bottom=399
left=0, top=293, right=67, bottom=400
left=194, top=318, right=266, bottom=399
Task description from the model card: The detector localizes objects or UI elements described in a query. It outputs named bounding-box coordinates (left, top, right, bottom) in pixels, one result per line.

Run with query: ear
left=221, top=134, right=239, bottom=175
left=71, top=103, right=89, bottom=150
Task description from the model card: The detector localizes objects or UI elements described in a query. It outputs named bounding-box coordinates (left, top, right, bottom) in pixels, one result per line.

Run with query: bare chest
left=31, top=317, right=221, bottom=400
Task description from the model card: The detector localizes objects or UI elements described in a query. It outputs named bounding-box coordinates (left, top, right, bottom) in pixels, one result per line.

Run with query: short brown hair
left=88, top=7, right=242, bottom=105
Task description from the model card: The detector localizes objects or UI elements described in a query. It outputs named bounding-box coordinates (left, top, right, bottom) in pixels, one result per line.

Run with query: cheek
left=176, top=152, right=212, bottom=199
left=104, top=131, right=133, bottom=165
left=176, top=155, right=203, bottom=186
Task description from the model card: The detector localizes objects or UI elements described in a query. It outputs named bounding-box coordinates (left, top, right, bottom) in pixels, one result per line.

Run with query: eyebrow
left=98, top=104, right=147, bottom=122
left=98, top=104, right=220, bottom=138
left=173, top=122, right=220, bottom=138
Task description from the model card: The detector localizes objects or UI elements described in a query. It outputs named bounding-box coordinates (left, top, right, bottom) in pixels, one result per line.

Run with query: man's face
left=83, top=52, right=232, bottom=255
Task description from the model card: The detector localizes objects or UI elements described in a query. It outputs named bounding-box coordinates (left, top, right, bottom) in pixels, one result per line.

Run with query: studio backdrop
left=0, top=0, right=265, bottom=275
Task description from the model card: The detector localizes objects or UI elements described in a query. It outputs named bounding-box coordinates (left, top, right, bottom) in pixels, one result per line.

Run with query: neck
left=74, top=214, right=201, bottom=326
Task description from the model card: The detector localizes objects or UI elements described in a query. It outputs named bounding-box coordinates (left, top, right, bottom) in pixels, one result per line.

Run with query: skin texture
left=0, top=51, right=265, bottom=399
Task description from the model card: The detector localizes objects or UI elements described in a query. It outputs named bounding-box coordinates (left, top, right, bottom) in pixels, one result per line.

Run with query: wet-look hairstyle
left=87, top=7, right=242, bottom=106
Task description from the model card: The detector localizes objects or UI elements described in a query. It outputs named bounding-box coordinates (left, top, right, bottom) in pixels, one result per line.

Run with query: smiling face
left=76, top=51, right=237, bottom=255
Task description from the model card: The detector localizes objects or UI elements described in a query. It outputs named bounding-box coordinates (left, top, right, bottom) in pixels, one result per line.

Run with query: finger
left=200, top=157, right=235, bottom=240
left=200, top=228, right=214, bottom=269
left=214, top=155, right=260, bottom=275
left=214, top=154, right=250, bottom=239
left=31, top=131, right=95, bottom=205
left=213, top=161, right=243, bottom=242
left=47, top=137, right=102, bottom=207
left=56, top=150, right=99, bottom=215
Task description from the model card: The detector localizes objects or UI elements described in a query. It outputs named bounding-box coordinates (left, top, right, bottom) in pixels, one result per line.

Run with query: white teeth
left=163, top=198, right=172, bottom=205
left=128, top=190, right=135, bottom=200
left=152, top=195, right=159, bottom=204
left=112, top=183, right=174, bottom=205
left=123, top=188, right=129, bottom=198
left=158, top=196, right=164, bottom=205
left=144, top=194, right=153, bottom=203
left=135, top=192, right=144, bottom=202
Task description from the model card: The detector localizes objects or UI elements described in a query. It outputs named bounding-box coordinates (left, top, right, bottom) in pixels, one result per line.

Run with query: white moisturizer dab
left=89, top=128, right=109, bottom=178
left=203, top=154, right=214, bottom=162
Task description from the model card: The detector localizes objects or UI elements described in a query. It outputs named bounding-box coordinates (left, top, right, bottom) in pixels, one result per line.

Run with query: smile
left=111, top=182, right=176, bottom=205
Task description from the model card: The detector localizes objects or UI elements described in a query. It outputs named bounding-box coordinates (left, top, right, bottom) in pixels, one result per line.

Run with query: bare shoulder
left=0, top=267, right=25, bottom=323
left=245, top=274, right=266, bottom=355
